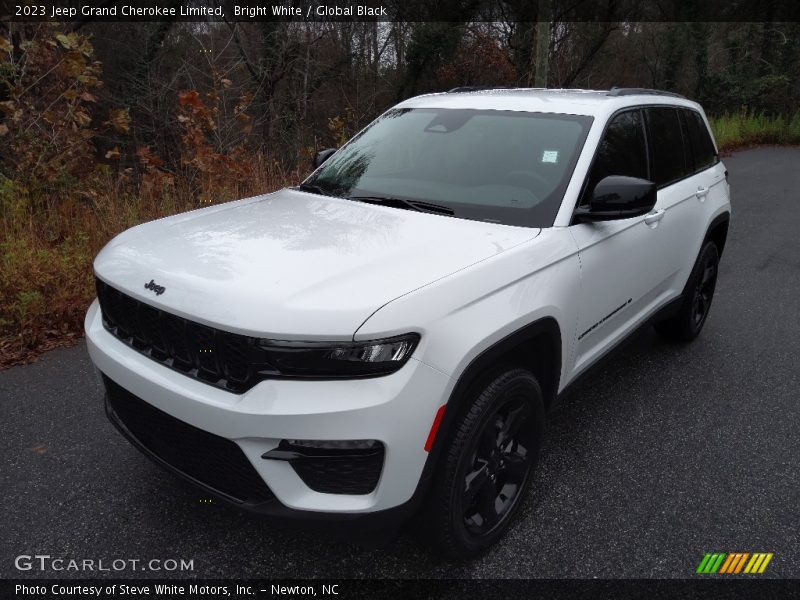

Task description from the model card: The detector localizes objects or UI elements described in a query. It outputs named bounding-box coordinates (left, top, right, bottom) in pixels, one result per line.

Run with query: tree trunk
left=533, top=0, right=551, bottom=87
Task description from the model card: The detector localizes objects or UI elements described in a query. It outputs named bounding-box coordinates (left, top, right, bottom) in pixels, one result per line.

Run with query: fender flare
left=411, top=317, right=562, bottom=506
left=702, top=211, right=731, bottom=256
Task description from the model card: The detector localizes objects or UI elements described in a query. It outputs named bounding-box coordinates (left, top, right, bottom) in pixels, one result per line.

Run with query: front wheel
left=427, top=368, right=544, bottom=558
left=655, top=241, right=720, bottom=342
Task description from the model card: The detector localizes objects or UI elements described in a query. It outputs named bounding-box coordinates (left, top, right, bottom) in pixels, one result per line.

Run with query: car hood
left=94, top=188, right=540, bottom=338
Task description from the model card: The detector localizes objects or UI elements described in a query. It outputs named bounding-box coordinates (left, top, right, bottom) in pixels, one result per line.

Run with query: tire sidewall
left=434, top=368, right=545, bottom=557
left=655, top=240, right=720, bottom=342
left=688, top=242, right=720, bottom=336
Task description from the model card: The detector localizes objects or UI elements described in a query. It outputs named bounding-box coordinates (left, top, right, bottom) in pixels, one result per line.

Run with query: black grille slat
left=162, top=313, right=191, bottom=369
left=191, top=323, right=221, bottom=383
left=104, top=375, right=273, bottom=503
left=95, top=278, right=255, bottom=393
left=138, top=304, right=167, bottom=359
left=220, top=334, right=250, bottom=383
left=104, top=287, right=124, bottom=331
left=95, top=280, right=114, bottom=326
left=116, top=292, right=138, bottom=339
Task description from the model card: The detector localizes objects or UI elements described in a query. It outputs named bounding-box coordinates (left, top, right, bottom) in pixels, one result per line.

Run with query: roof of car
left=395, top=88, right=703, bottom=118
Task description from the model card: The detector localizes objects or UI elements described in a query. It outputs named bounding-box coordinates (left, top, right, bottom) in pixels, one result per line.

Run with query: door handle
left=644, top=209, right=665, bottom=225
left=696, top=186, right=709, bottom=200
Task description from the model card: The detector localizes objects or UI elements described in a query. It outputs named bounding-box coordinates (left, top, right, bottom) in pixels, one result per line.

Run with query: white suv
left=85, top=88, right=730, bottom=557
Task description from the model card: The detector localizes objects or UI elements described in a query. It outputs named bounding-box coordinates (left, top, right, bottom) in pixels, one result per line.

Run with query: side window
left=645, top=107, right=690, bottom=186
left=582, top=110, right=647, bottom=205
left=682, top=109, right=718, bottom=172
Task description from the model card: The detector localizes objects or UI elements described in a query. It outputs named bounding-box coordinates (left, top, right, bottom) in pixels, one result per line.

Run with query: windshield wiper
left=348, top=195, right=454, bottom=216
left=297, top=182, right=334, bottom=197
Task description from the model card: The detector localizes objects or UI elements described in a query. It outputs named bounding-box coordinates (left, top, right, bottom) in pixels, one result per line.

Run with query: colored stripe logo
left=696, top=552, right=773, bottom=574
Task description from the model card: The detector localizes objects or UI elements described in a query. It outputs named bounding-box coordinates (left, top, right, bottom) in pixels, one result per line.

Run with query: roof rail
left=607, top=87, right=685, bottom=99
left=447, top=86, right=513, bottom=93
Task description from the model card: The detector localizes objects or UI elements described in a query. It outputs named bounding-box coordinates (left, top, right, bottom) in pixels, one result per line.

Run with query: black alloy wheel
left=427, top=368, right=544, bottom=558
left=655, top=241, right=720, bottom=342
left=459, top=395, right=534, bottom=536
left=691, top=250, right=718, bottom=330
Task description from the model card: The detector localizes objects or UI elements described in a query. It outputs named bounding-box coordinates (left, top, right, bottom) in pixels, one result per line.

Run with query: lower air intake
left=104, top=375, right=274, bottom=504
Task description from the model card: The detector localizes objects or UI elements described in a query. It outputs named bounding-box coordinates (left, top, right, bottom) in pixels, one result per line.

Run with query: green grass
left=710, top=111, right=800, bottom=152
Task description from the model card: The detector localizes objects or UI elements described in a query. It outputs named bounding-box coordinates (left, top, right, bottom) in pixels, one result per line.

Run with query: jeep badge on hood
left=144, top=279, right=165, bottom=295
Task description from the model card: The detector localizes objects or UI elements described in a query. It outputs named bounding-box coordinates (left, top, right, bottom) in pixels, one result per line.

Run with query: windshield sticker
left=542, top=150, right=559, bottom=163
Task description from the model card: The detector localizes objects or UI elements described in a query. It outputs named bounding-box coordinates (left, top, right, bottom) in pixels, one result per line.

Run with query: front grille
left=104, top=375, right=274, bottom=504
left=290, top=448, right=385, bottom=495
left=96, top=278, right=258, bottom=393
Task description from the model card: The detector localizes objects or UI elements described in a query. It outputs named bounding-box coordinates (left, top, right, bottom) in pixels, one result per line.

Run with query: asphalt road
left=2, top=147, right=799, bottom=580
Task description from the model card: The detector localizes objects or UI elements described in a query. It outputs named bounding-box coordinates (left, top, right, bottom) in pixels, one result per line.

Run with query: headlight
left=255, top=333, right=420, bottom=378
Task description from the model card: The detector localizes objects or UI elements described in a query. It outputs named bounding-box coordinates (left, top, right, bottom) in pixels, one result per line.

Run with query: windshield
left=303, top=108, right=593, bottom=227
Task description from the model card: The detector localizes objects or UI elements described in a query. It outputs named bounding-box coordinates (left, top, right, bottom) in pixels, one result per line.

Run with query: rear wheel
left=655, top=241, right=720, bottom=342
left=428, top=368, right=544, bottom=558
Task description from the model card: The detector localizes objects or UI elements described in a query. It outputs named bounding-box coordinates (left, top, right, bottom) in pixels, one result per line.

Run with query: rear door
left=643, top=106, right=722, bottom=299
left=676, top=107, right=728, bottom=279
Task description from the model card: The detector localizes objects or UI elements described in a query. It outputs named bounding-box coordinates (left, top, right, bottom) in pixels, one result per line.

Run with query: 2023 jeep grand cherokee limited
left=85, top=87, right=730, bottom=557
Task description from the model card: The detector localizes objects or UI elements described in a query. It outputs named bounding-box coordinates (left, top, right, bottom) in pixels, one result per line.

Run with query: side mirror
left=575, top=175, right=657, bottom=222
left=312, top=148, right=337, bottom=169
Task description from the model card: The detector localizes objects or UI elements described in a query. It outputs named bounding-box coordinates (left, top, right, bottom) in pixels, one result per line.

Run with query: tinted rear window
left=682, top=109, right=718, bottom=172
left=646, top=107, right=689, bottom=186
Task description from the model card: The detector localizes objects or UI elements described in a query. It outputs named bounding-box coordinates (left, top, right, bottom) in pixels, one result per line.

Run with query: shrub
left=710, top=111, right=800, bottom=152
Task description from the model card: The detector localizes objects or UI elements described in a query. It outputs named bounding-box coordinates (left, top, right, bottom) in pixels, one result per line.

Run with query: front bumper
left=85, top=299, right=451, bottom=516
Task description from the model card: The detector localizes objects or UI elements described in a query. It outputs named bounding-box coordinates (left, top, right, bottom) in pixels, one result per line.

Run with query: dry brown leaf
left=108, top=108, right=130, bottom=133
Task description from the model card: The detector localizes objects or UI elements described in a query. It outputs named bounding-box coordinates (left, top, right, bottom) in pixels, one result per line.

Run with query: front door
left=569, top=108, right=677, bottom=376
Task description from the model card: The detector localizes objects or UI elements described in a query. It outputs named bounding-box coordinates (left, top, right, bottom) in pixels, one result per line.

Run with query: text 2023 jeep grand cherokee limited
left=85, top=88, right=730, bottom=557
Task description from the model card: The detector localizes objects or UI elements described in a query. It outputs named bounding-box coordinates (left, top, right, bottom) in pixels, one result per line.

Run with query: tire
left=427, top=368, right=544, bottom=559
left=655, top=241, right=720, bottom=342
